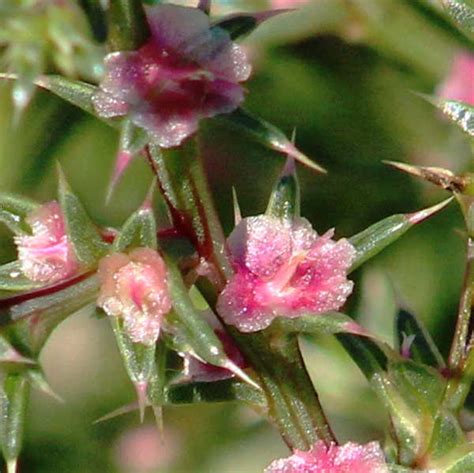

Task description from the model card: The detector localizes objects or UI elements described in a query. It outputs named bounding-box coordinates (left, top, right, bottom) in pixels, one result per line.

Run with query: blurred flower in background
left=437, top=51, right=474, bottom=105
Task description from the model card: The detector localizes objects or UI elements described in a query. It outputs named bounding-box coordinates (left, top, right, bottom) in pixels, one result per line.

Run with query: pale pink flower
left=97, top=248, right=172, bottom=345
left=15, top=201, right=79, bottom=283
left=92, top=4, right=251, bottom=148
left=265, top=441, right=389, bottom=473
left=438, top=51, right=474, bottom=105
left=217, top=216, right=355, bottom=332
left=182, top=311, right=247, bottom=382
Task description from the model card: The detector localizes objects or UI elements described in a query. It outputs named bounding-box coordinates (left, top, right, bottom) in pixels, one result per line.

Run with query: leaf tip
left=407, top=197, right=454, bottom=224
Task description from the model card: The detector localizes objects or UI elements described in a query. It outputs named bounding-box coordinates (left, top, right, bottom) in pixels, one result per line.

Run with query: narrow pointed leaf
left=0, top=274, right=99, bottom=356
left=217, top=108, right=326, bottom=172
left=109, top=317, right=156, bottom=421
left=0, top=193, right=39, bottom=235
left=25, top=367, right=63, bottom=403
left=442, top=0, right=474, bottom=37
left=271, top=312, right=369, bottom=337
left=58, top=167, right=108, bottom=267
left=437, top=98, right=474, bottom=137
left=107, top=0, right=150, bottom=51
left=395, top=308, right=445, bottom=368
left=0, top=335, right=35, bottom=367
left=445, top=451, right=474, bottom=472
left=0, top=374, right=29, bottom=467
left=165, top=379, right=266, bottom=406
left=266, top=157, right=300, bottom=220
left=113, top=205, right=157, bottom=252
left=0, top=262, right=43, bottom=293
left=349, top=198, right=453, bottom=271
left=212, top=10, right=289, bottom=40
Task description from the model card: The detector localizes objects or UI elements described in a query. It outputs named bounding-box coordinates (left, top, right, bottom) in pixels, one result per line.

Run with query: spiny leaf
left=113, top=198, right=157, bottom=252
left=271, top=312, right=369, bottom=337
left=0, top=373, right=29, bottom=468
left=217, top=108, right=326, bottom=173
left=0, top=274, right=99, bottom=356
left=0, top=193, right=39, bottom=235
left=395, top=308, right=445, bottom=368
left=0, top=262, right=43, bottom=293
left=165, top=259, right=258, bottom=389
left=442, top=0, right=474, bottom=37
left=349, top=198, right=453, bottom=271
left=57, top=166, right=108, bottom=267
left=444, top=451, right=474, bottom=473
left=266, top=156, right=300, bottom=221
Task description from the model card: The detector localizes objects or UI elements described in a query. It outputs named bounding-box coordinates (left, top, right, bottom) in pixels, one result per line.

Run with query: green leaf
left=0, top=262, right=43, bottom=293
left=216, top=108, right=326, bottom=173
left=107, top=0, right=150, bottom=51
left=0, top=193, right=39, bottom=235
left=436, top=98, right=474, bottom=137
left=113, top=205, right=157, bottom=252
left=0, top=335, right=35, bottom=368
left=109, top=317, right=156, bottom=421
left=442, top=0, right=474, bottom=37
left=0, top=274, right=99, bottom=357
left=271, top=312, right=368, bottom=337
left=164, top=379, right=266, bottom=407
left=58, top=167, right=108, bottom=267
left=0, top=373, right=29, bottom=468
left=395, top=308, right=445, bottom=368
left=266, top=157, right=300, bottom=221
left=444, top=451, right=474, bottom=473
left=165, top=259, right=257, bottom=388
left=349, top=198, right=453, bottom=272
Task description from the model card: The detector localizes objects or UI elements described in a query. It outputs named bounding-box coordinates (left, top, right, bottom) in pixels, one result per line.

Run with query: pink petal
left=265, top=441, right=389, bottom=473
left=438, top=51, right=474, bottom=105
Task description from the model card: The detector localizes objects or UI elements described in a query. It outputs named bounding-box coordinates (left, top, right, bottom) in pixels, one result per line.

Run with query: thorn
left=93, top=401, right=140, bottom=424
left=280, top=142, right=326, bottom=174
left=152, top=406, right=164, bottom=441
left=105, top=149, right=134, bottom=204
left=407, top=197, right=454, bottom=224
left=384, top=160, right=465, bottom=192
left=222, top=360, right=261, bottom=390
left=232, top=187, right=242, bottom=226
left=135, top=381, right=148, bottom=423
left=141, top=178, right=156, bottom=210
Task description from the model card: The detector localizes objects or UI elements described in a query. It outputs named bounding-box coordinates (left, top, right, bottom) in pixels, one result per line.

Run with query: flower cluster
left=93, top=4, right=251, bottom=148
left=217, top=215, right=355, bottom=332
left=265, top=441, right=389, bottom=473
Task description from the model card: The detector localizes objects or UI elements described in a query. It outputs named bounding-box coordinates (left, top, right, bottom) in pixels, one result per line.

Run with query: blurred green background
left=0, top=0, right=472, bottom=472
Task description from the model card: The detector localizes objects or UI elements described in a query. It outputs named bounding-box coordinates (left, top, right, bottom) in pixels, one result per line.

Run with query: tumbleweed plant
left=0, top=0, right=473, bottom=472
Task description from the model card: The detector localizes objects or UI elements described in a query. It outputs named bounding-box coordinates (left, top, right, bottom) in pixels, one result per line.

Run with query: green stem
left=445, top=237, right=474, bottom=410
left=147, top=138, right=334, bottom=450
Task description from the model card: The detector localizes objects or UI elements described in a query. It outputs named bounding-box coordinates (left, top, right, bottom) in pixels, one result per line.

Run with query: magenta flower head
left=438, top=51, right=474, bottom=105
left=92, top=4, right=251, bottom=148
left=97, top=248, right=172, bottom=346
left=217, top=215, right=355, bottom=332
left=15, top=201, right=79, bottom=284
left=265, top=441, right=389, bottom=473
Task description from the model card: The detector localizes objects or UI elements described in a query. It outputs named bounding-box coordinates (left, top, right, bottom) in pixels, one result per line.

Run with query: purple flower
left=265, top=441, right=389, bottom=473
left=217, top=215, right=355, bottom=332
left=97, top=248, right=172, bottom=346
left=15, top=201, right=79, bottom=283
left=92, top=4, right=251, bottom=148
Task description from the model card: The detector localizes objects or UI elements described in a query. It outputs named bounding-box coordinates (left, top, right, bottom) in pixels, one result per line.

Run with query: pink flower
left=97, top=248, right=172, bottom=345
left=92, top=4, right=251, bottom=148
left=265, top=441, right=389, bottom=473
left=15, top=201, right=79, bottom=283
left=438, top=51, right=474, bottom=105
left=182, top=311, right=247, bottom=382
left=217, top=216, right=355, bottom=332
